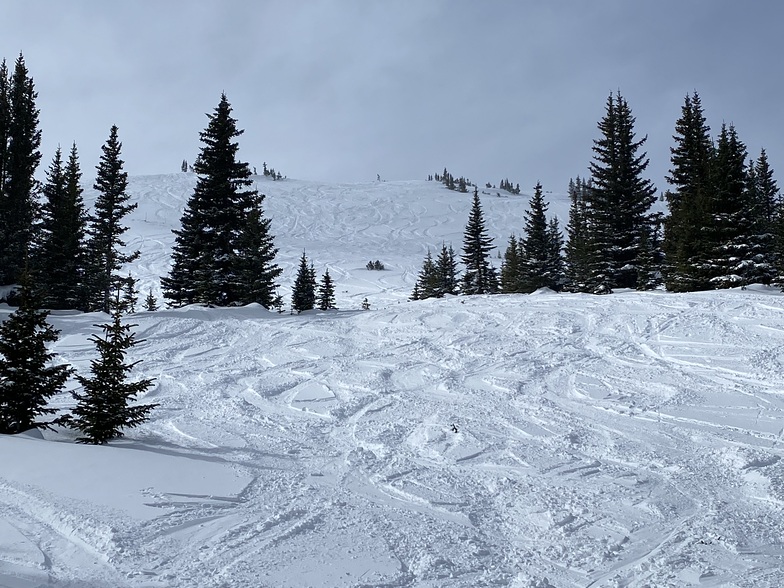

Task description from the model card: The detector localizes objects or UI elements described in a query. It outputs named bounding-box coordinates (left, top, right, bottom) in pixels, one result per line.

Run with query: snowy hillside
left=0, top=175, right=783, bottom=588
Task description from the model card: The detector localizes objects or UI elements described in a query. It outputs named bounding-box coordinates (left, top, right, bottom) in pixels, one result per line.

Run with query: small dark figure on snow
left=450, top=423, right=459, bottom=433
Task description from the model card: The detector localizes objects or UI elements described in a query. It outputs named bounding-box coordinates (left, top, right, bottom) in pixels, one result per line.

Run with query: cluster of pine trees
left=414, top=90, right=782, bottom=300
left=433, top=168, right=472, bottom=193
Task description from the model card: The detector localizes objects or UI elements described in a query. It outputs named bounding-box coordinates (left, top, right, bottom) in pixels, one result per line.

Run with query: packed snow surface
left=1, top=175, right=783, bottom=587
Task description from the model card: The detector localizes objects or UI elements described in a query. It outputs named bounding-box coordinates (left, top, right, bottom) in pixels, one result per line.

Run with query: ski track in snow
left=1, top=175, right=783, bottom=587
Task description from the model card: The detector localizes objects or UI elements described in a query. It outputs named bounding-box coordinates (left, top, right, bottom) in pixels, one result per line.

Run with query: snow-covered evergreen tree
left=461, top=187, right=498, bottom=295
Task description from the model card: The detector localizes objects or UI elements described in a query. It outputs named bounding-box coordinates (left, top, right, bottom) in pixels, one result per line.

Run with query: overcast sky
left=3, top=1, right=783, bottom=194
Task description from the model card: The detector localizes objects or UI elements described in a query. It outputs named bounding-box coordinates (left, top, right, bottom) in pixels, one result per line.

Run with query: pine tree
left=744, top=149, right=777, bottom=286
left=703, top=124, right=753, bottom=288
left=162, top=94, right=277, bottom=307
left=500, top=234, right=522, bottom=293
left=143, top=290, right=158, bottom=311
left=0, top=278, right=73, bottom=434
left=84, top=126, right=139, bottom=313
left=586, top=92, right=657, bottom=291
left=461, top=187, right=498, bottom=295
left=120, top=274, right=138, bottom=313
left=564, top=178, right=592, bottom=292
left=435, top=243, right=459, bottom=296
left=0, top=54, right=42, bottom=285
left=519, top=182, right=553, bottom=292
left=545, top=216, right=565, bottom=290
left=413, top=250, right=440, bottom=300
left=317, top=269, right=337, bottom=310
left=663, top=92, right=714, bottom=291
left=235, top=198, right=282, bottom=308
left=0, top=60, right=9, bottom=192
left=291, top=251, right=316, bottom=313
left=34, top=144, right=89, bottom=309
left=69, top=299, right=156, bottom=444
left=181, top=159, right=188, bottom=173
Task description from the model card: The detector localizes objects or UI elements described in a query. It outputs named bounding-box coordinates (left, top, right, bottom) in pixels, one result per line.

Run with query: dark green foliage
left=143, top=290, right=158, bottom=311
left=586, top=92, right=657, bottom=291
left=120, top=274, right=138, bottom=313
left=366, top=260, right=384, bottom=270
left=291, top=251, right=316, bottom=313
left=235, top=200, right=282, bottom=307
left=181, top=159, right=188, bottom=173
left=435, top=243, right=459, bottom=296
left=460, top=187, right=498, bottom=295
left=34, top=145, right=89, bottom=309
left=84, top=126, right=139, bottom=313
left=69, top=303, right=156, bottom=444
left=519, top=182, right=556, bottom=292
left=743, top=149, right=777, bottom=286
left=663, top=92, right=714, bottom=291
left=317, top=269, right=337, bottom=310
left=500, top=234, right=522, bottom=293
left=163, top=94, right=280, bottom=308
left=413, top=250, right=440, bottom=300
left=564, top=177, right=593, bottom=292
left=0, top=279, right=73, bottom=434
left=0, top=55, right=42, bottom=285
left=702, top=124, right=754, bottom=288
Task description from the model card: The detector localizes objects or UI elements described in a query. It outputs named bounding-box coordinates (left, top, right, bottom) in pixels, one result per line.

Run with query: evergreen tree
left=413, top=250, right=440, bottom=300
left=500, top=234, right=522, bottom=293
left=162, top=94, right=278, bottom=307
left=545, top=216, right=565, bottom=291
left=34, top=144, right=89, bottom=309
left=0, top=278, right=73, bottom=434
left=181, top=159, right=188, bottom=173
left=586, top=92, right=657, bottom=291
left=703, top=124, right=753, bottom=288
left=0, top=54, right=42, bottom=285
left=69, top=300, right=156, bottom=444
left=744, top=149, right=777, bottom=285
left=120, top=274, right=138, bottom=313
left=235, top=199, right=282, bottom=308
left=435, top=243, right=459, bottom=296
left=663, top=92, right=714, bottom=291
left=519, top=182, right=553, bottom=292
left=0, top=60, right=9, bottom=192
left=409, top=282, right=421, bottom=301
left=461, top=187, right=498, bottom=295
left=84, top=126, right=139, bottom=313
left=317, top=269, right=337, bottom=310
left=143, top=289, right=158, bottom=311
left=291, top=251, right=316, bottom=313
left=564, top=178, right=593, bottom=292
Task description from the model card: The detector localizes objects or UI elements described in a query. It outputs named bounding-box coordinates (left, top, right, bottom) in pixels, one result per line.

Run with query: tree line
left=412, top=91, right=782, bottom=299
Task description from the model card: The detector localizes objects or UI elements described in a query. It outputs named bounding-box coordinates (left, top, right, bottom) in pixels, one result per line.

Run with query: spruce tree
left=291, top=251, right=316, bottom=313
left=744, top=149, right=777, bottom=286
left=0, top=60, right=9, bottom=192
left=0, top=54, right=42, bottom=285
left=0, top=278, right=73, bottom=434
left=564, top=178, right=592, bottom=293
left=34, top=144, right=89, bottom=309
left=545, top=216, right=565, bottom=291
left=317, top=269, right=337, bottom=310
left=500, top=234, right=522, bottom=293
left=663, top=92, right=714, bottom=291
left=519, top=182, right=553, bottom=292
left=84, top=126, right=139, bottom=313
left=162, top=93, right=278, bottom=307
left=143, top=289, right=158, bottom=311
left=586, top=92, right=657, bottom=291
left=413, top=250, right=440, bottom=300
left=435, top=243, right=459, bottom=296
left=235, top=199, right=282, bottom=308
left=703, top=124, right=753, bottom=288
left=69, top=300, right=156, bottom=444
left=461, top=187, right=498, bottom=295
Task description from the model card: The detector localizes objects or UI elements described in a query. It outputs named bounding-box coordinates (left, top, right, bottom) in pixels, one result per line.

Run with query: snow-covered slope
left=0, top=175, right=782, bottom=588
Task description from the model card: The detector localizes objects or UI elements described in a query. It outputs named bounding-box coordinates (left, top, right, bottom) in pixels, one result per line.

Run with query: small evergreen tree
left=291, top=251, right=316, bottom=313
left=461, top=187, right=498, bottom=295
left=69, top=299, right=157, bottom=444
left=143, top=289, right=158, bottom=311
left=564, top=177, right=593, bottom=292
left=120, top=273, right=138, bottom=313
left=181, top=159, right=188, bottom=173
left=519, top=182, right=553, bottom=292
left=235, top=199, right=282, bottom=308
left=0, top=278, right=73, bottom=434
left=413, top=250, right=440, bottom=300
left=84, top=125, right=139, bottom=313
left=500, top=234, right=522, bottom=293
left=435, top=243, right=459, bottom=296
left=317, top=269, right=337, bottom=310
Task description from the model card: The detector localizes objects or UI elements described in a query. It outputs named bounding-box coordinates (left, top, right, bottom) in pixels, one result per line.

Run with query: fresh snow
left=0, top=174, right=782, bottom=587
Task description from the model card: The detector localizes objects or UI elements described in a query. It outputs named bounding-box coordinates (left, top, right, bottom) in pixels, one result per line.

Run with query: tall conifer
left=461, top=187, right=498, bottom=295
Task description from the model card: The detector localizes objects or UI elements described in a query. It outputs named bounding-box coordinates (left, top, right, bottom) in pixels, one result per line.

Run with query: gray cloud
left=3, top=0, right=782, bottom=194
